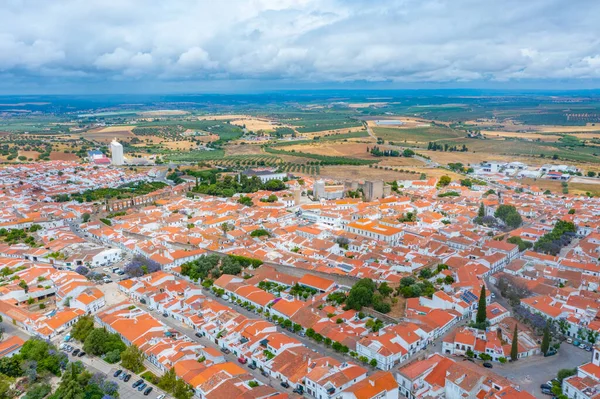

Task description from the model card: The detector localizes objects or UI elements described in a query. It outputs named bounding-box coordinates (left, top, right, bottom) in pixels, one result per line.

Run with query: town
left=0, top=149, right=598, bottom=399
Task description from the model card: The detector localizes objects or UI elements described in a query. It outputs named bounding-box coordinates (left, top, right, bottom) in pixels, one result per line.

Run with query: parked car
left=544, top=349, right=557, bottom=357
left=72, top=349, right=80, bottom=356
left=261, top=371, right=269, bottom=378
left=156, top=395, right=166, bottom=399
left=220, top=348, right=231, bottom=354
left=238, top=357, right=247, bottom=364
left=293, top=387, right=304, bottom=395
left=580, top=344, right=587, bottom=349
left=113, top=370, right=122, bottom=378
left=162, top=313, right=169, bottom=318
left=540, top=383, right=552, bottom=390
left=573, top=340, right=581, bottom=346
left=133, top=379, right=144, bottom=388
left=586, top=346, right=593, bottom=352
left=124, top=374, right=132, bottom=382
left=78, top=351, right=86, bottom=357
left=482, top=362, right=493, bottom=369
left=119, top=372, right=127, bottom=380
left=281, top=382, right=290, bottom=389
left=195, top=332, right=202, bottom=338
left=144, top=387, right=153, bottom=396
left=248, top=364, right=257, bottom=370
left=567, top=338, right=573, bottom=344
left=541, top=388, right=553, bottom=396
left=138, top=383, right=147, bottom=391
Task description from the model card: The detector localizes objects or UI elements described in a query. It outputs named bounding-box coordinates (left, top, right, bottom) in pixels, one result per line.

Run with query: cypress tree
left=478, top=202, right=485, bottom=217
left=475, top=285, right=487, bottom=327
left=541, top=323, right=550, bottom=354
left=511, top=325, right=519, bottom=361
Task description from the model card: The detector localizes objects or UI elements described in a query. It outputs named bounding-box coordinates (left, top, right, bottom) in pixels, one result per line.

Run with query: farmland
left=372, top=125, right=463, bottom=143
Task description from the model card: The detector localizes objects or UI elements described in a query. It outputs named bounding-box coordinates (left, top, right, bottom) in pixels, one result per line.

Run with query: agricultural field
left=164, top=149, right=226, bottom=163
left=520, top=177, right=600, bottom=196
left=275, top=142, right=375, bottom=159
left=49, top=151, right=79, bottom=161
left=85, top=126, right=136, bottom=143
left=373, top=125, right=463, bottom=143
left=431, top=137, right=600, bottom=164
left=270, top=111, right=363, bottom=133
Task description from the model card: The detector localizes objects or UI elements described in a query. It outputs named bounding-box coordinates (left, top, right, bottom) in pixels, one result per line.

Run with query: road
left=0, top=318, right=31, bottom=341
left=72, top=349, right=169, bottom=399
left=0, top=321, right=168, bottom=399
left=207, top=292, right=355, bottom=366
left=136, top=302, right=291, bottom=394
left=492, top=343, right=590, bottom=398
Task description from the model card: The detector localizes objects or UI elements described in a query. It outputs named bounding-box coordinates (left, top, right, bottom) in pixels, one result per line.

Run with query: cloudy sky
left=1, top=0, right=599, bottom=93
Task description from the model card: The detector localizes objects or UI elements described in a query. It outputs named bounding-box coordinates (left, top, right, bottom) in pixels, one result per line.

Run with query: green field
left=134, top=120, right=243, bottom=144
left=432, top=138, right=600, bottom=163
left=269, top=111, right=363, bottom=133
left=373, top=125, right=462, bottom=142
left=269, top=130, right=369, bottom=147
left=264, top=146, right=378, bottom=165
left=164, top=149, right=225, bottom=162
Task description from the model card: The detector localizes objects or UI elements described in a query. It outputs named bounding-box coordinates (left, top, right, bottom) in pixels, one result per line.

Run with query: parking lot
left=493, top=342, right=590, bottom=398
left=61, top=342, right=168, bottom=399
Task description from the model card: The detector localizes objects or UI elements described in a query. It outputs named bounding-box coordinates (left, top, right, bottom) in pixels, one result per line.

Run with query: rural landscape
left=2, top=93, right=600, bottom=196
left=3, top=1, right=600, bottom=399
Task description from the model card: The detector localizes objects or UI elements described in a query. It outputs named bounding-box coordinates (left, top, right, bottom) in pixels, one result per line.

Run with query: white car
left=156, top=395, right=166, bottom=399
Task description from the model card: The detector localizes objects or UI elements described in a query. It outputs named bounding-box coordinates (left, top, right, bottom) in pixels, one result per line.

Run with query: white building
left=241, top=168, right=286, bottom=184
left=111, top=139, right=124, bottom=165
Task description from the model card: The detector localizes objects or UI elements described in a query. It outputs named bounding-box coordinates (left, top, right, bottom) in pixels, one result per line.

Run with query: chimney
left=369, top=380, right=374, bottom=387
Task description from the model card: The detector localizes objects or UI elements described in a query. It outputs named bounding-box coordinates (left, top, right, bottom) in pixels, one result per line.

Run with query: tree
left=237, top=195, right=253, bottom=207
left=494, top=205, right=522, bottom=229
left=121, top=344, right=145, bottom=373
left=378, top=282, right=392, bottom=297
left=84, top=328, right=111, bottom=356
left=81, top=213, right=91, bottom=223
left=438, top=175, right=451, bottom=187
left=0, top=356, right=23, bottom=377
left=369, top=359, right=377, bottom=367
left=478, top=203, right=485, bottom=218
left=53, top=362, right=84, bottom=399
left=173, top=378, right=194, bottom=399
left=264, top=179, right=285, bottom=191
left=158, top=368, right=177, bottom=393
left=475, top=285, right=487, bottom=327
left=346, top=278, right=377, bottom=310
left=71, top=315, right=95, bottom=341
left=588, top=171, right=597, bottom=178
left=220, top=222, right=232, bottom=237
left=541, top=323, right=551, bottom=354
left=511, top=325, right=519, bottom=361
left=557, top=368, right=577, bottom=383
left=124, top=255, right=161, bottom=277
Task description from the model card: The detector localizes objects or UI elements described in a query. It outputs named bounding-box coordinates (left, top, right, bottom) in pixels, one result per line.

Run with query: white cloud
left=0, top=0, right=599, bottom=89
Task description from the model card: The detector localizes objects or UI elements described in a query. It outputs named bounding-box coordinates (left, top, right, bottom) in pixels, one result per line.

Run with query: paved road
left=67, top=343, right=169, bottom=399
left=0, top=319, right=32, bottom=341
left=208, top=293, right=355, bottom=367
left=493, top=343, right=590, bottom=398
left=137, top=303, right=290, bottom=394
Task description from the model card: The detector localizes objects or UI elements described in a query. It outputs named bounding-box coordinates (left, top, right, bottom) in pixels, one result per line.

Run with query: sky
left=1, top=0, right=600, bottom=94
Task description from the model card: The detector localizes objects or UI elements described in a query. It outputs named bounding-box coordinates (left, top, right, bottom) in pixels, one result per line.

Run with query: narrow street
left=135, top=302, right=291, bottom=393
